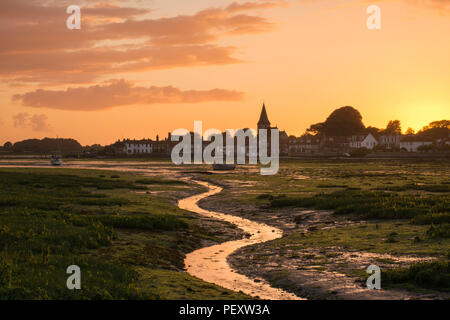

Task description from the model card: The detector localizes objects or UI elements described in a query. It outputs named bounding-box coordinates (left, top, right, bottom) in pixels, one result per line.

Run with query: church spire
left=258, top=103, right=271, bottom=127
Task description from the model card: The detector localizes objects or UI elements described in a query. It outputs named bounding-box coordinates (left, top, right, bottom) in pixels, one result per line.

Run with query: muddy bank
left=198, top=185, right=448, bottom=300
left=198, top=188, right=359, bottom=236
left=228, top=240, right=447, bottom=300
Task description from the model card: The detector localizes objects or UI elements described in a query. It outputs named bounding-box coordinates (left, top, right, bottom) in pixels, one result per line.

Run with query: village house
left=349, top=133, right=378, bottom=149
left=122, top=133, right=175, bottom=155
left=124, top=139, right=153, bottom=154
left=112, top=104, right=447, bottom=158
left=400, top=138, right=433, bottom=152
left=289, top=134, right=320, bottom=154
left=378, top=134, right=401, bottom=149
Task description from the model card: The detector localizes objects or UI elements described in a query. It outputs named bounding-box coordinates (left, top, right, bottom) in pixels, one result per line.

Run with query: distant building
left=289, top=134, right=320, bottom=154
left=257, top=103, right=280, bottom=155
left=257, top=103, right=272, bottom=132
left=400, top=138, right=433, bottom=152
left=349, top=133, right=378, bottom=149
left=122, top=134, right=175, bottom=155
left=379, top=134, right=400, bottom=149
left=124, top=139, right=153, bottom=154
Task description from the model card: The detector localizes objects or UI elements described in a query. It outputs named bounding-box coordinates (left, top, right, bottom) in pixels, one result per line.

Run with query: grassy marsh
left=0, top=168, right=248, bottom=300
left=200, top=159, right=450, bottom=294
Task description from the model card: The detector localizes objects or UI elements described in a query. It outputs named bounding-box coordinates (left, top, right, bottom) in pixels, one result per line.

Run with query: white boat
left=51, top=136, right=63, bottom=166
left=50, top=155, right=62, bottom=166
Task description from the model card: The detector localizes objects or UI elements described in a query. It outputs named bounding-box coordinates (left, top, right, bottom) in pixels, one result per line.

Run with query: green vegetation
left=0, top=168, right=248, bottom=300
left=269, top=190, right=448, bottom=221
left=272, top=222, right=449, bottom=257
left=382, top=261, right=450, bottom=292
left=201, top=159, right=450, bottom=294
left=1, top=158, right=448, bottom=297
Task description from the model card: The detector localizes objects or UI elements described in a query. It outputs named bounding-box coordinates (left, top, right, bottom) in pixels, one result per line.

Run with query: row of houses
left=118, top=132, right=273, bottom=157
left=118, top=134, right=174, bottom=155
left=114, top=104, right=448, bottom=156
left=287, top=133, right=445, bottom=154
left=117, top=104, right=288, bottom=157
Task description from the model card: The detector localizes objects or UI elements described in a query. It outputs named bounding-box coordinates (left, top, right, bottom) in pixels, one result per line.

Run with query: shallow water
left=180, top=181, right=301, bottom=300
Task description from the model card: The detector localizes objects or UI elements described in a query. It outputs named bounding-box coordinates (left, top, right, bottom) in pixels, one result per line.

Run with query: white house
left=124, top=140, right=153, bottom=154
left=379, top=134, right=400, bottom=149
left=349, top=133, right=378, bottom=149
left=400, top=140, right=432, bottom=152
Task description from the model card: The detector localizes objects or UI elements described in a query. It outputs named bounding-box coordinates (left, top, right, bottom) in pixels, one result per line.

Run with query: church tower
left=257, top=103, right=273, bottom=156
left=257, top=103, right=271, bottom=131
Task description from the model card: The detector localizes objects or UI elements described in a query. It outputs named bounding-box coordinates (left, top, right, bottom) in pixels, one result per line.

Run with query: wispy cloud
left=0, top=0, right=282, bottom=85
left=358, top=0, right=450, bottom=11
left=13, top=112, right=52, bottom=132
left=13, top=113, right=29, bottom=128
left=13, top=79, right=245, bottom=111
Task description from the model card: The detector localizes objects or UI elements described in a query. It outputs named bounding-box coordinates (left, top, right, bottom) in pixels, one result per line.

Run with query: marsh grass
left=376, top=183, right=450, bottom=193
left=0, top=168, right=248, bottom=300
left=411, top=213, right=450, bottom=225
left=382, top=261, right=450, bottom=292
left=202, top=159, right=450, bottom=294
left=269, top=190, right=448, bottom=220
left=272, top=222, right=449, bottom=257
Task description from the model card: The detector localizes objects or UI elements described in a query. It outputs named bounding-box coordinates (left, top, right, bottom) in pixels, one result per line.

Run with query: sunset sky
left=1, top=0, right=449, bottom=145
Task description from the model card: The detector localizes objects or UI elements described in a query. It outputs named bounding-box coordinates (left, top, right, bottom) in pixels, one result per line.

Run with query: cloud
left=418, top=0, right=450, bottom=11
left=358, top=0, right=450, bottom=11
left=13, top=113, right=29, bottom=128
left=30, top=114, right=52, bottom=132
left=13, top=79, right=245, bottom=111
left=0, top=0, right=282, bottom=85
left=13, top=112, right=52, bottom=132
left=0, top=45, right=240, bottom=85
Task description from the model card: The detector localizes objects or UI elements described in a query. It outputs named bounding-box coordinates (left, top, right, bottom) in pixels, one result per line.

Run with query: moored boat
left=212, top=163, right=236, bottom=171
left=50, top=155, right=62, bottom=166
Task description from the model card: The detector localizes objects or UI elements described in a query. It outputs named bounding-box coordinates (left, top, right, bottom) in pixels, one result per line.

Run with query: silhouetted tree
left=306, top=123, right=324, bottom=135
left=405, top=127, right=415, bottom=135
left=423, top=120, right=450, bottom=130
left=12, top=138, right=82, bottom=155
left=307, top=106, right=365, bottom=136
left=3, top=141, right=12, bottom=149
left=383, top=120, right=402, bottom=135
left=365, top=126, right=381, bottom=136
left=417, top=120, right=450, bottom=140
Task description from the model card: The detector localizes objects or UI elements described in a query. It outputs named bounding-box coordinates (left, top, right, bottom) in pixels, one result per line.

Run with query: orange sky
left=1, top=0, right=449, bottom=145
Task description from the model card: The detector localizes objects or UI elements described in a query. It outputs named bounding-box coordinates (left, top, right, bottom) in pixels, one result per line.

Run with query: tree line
left=305, top=106, right=449, bottom=140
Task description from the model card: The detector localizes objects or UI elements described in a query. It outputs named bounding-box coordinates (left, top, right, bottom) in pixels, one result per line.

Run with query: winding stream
left=180, top=180, right=301, bottom=300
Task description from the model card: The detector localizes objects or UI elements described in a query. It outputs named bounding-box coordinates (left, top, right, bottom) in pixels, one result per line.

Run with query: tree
left=417, top=120, right=450, bottom=140
left=365, top=126, right=381, bottom=136
left=12, top=138, right=82, bottom=154
left=384, top=120, right=402, bottom=135
left=323, top=106, right=366, bottom=136
left=427, top=120, right=450, bottom=130
left=306, top=123, right=324, bottom=135
left=307, top=106, right=365, bottom=136
left=405, top=127, right=415, bottom=135
left=3, top=142, right=12, bottom=149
